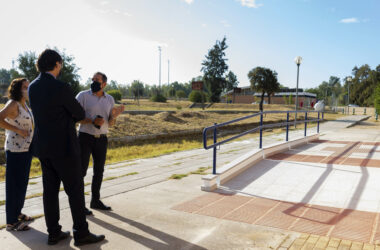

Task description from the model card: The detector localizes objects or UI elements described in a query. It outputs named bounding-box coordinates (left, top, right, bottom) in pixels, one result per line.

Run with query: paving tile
left=361, top=159, right=380, bottom=168
left=171, top=193, right=225, bottom=213
left=313, top=236, right=330, bottom=250
left=330, top=209, right=375, bottom=243
left=350, top=241, right=364, bottom=250
left=290, top=205, right=340, bottom=235
left=196, top=195, right=252, bottom=218
left=363, top=243, right=375, bottom=250
left=299, top=155, right=326, bottom=163
left=328, top=238, right=342, bottom=248
left=341, top=158, right=365, bottom=166
left=338, top=240, right=353, bottom=249
left=223, top=197, right=278, bottom=224
left=372, top=214, right=380, bottom=243
left=300, top=234, right=319, bottom=249
left=255, top=201, right=308, bottom=229
left=321, top=156, right=347, bottom=165
left=290, top=238, right=308, bottom=250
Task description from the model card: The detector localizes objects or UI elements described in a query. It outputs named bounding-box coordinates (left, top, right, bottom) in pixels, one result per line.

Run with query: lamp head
left=294, top=56, right=303, bottom=66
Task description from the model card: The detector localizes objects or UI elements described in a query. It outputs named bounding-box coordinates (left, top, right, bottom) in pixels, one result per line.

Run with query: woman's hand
left=16, top=128, right=29, bottom=138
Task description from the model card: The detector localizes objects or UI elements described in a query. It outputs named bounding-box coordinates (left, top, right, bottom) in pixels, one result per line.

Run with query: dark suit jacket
left=29, top=73, right=85, bottom=159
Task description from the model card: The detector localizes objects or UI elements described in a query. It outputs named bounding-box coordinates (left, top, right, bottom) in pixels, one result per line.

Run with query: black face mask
left=91, top=81, right=102, bottom=93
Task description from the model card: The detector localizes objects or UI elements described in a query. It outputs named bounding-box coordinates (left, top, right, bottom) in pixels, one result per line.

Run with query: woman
left=0, top=78, right=34, bottom=231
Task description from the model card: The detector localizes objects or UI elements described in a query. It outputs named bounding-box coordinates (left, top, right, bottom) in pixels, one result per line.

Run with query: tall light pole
left=168, top=59, right=170, bottom=86
left=158, top=46, right=162, bottom=90
left=294, top=56, right=303, bottom=128
left=347, top=76, right=352, bottom=114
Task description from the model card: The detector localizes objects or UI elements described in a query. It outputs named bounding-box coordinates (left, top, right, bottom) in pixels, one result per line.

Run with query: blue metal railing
left=202, top=110, right=324, bottom=174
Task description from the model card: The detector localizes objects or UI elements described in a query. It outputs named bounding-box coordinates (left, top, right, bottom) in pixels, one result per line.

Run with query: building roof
left=222, top=86, right=316, bottom=98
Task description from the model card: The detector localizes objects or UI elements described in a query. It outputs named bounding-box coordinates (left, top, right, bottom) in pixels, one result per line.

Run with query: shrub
left=189, top=90, right=206, bottom=103
left=107, top=89, right=122, bottom=101
left=150, top=93, right=167, bottom=102
left=176, top=90, right=186, bottom=99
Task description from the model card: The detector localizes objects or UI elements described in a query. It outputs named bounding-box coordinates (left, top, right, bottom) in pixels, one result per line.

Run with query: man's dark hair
left=94, top=72, right=107, bottom=83
left=36, top=49, right=62, bottom=72
left=8, top=78, right=27, bottom=101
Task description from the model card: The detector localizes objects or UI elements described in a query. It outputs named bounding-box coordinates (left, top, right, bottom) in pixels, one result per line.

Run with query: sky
left=0, top=0, right=379, bottom=89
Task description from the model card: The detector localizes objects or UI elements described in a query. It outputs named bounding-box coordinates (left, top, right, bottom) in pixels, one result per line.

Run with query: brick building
left=221, top=87, right=317, bottom=108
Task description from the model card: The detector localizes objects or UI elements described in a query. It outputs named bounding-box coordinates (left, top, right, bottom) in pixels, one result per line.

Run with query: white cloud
left=201, top=23, right=207, bottom=28
left=220, top=20, right=231, bottom=28
left=100, top=1, right=109, bottom=5
left=339, top=17, right=359, bottom=24
left=182, top=0, right=194, bottom=4
left=237, top=0, right=262, bottom=8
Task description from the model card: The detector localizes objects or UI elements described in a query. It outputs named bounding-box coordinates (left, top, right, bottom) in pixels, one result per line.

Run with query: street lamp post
left=294, top=56, right=303, bottom=128
left=347, top=76, right=352, bottom=114
left=158, top=46, right=162, bottom=91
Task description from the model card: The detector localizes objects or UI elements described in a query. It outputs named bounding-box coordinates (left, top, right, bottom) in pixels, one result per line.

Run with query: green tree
left=130, top=80, right=144, bottom=101
left=225, top=71, right=239, bottom=91
left=248, top=67, right=280, bottom=111
left=374, top=84, right=380, bottom=115
left=107, top=89, right=122, bottom=102
left=201, top=37, right=229, bottom=102
left=189, top=90, right=206, bottom=103
left=14, top=48, right=82, bottom=95
left=176, top=90, right=186, bottom=99
left=17, top=51, right=39, bottom=81
left=151, top=93, right=167, bottom=102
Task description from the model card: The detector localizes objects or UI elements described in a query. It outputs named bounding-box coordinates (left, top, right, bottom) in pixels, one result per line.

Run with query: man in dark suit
left=28, top=49, right=105, bottom=246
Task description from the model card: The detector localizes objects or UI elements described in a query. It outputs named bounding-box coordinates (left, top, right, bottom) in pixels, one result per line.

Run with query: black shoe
left=48, top=231, right=70, bottom=245
left=85, top=207, right=93, bottom=216
left=74, top=232, right=105, bottom=246
left=90, top=200, right=111, bottom=210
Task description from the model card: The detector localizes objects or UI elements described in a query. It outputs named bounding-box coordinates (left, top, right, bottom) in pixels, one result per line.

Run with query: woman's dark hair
left=36, top=49, right=62, bottom=72
left=8, top=78, right=27, bottom=101
left=94, top=72, right=107, bottom=83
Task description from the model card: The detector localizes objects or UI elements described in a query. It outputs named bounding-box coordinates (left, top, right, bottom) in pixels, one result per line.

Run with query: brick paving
left=173, top=193, right=380, bottom=245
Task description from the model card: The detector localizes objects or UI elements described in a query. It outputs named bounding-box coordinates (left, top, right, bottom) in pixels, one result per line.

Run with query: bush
left=107, top=89, right=122, bottom=101
left=189, top=90, right=207, bottom=103
left=176, top=90, right=186, bottom=99
left=150, top=93, right=167, bottom=102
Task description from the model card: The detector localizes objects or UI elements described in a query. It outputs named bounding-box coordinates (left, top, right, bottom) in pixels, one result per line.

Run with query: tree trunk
left=260, top=92, right=265, bottom=112
left=268, top=92, right=271, bottom=104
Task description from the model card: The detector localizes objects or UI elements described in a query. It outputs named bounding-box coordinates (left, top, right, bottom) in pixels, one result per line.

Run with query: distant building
left=221, top=86, right=317, bottom=108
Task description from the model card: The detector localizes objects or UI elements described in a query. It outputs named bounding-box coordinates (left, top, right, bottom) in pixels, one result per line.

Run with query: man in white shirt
left=76, top=72, right=124, bottom=215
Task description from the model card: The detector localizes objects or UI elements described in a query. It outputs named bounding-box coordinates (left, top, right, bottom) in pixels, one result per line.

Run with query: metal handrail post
left=304, top=112, right=307, bottom=137
left=259, top=113, right=263, bottom=148
left=286, top=112, right=289, bottom=141
left=212, top=123, right=217, bottom=175
left=317, top=112, right=320, bottom=133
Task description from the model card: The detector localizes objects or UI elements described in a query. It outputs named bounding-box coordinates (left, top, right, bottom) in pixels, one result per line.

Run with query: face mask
left=91, top=81, right=102, bottom=93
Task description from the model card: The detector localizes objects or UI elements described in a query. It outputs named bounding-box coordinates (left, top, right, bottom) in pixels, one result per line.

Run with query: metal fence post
left=259, top=112, right=263, bottom=149
left=213, top=123, right=217, bottom=175
left=286, top=112, right=289, bottom=141
left=304, top=112, right=307, bottom=136
left=317, top=112, right=320, bottom=133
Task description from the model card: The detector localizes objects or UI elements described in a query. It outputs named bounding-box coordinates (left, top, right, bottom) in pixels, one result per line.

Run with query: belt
left=93, top=134, right=107, bottom=138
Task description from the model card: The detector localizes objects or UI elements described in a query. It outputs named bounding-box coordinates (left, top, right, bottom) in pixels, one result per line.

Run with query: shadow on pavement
left=88, top=211, right=207, bottom=250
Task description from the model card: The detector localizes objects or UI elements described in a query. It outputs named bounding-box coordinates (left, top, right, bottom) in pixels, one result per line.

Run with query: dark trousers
left=78, top=132, right=108, bottom=201
left=5, top=150, right=32, bottom=224
left=40, top=155, right=89, bottom=239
